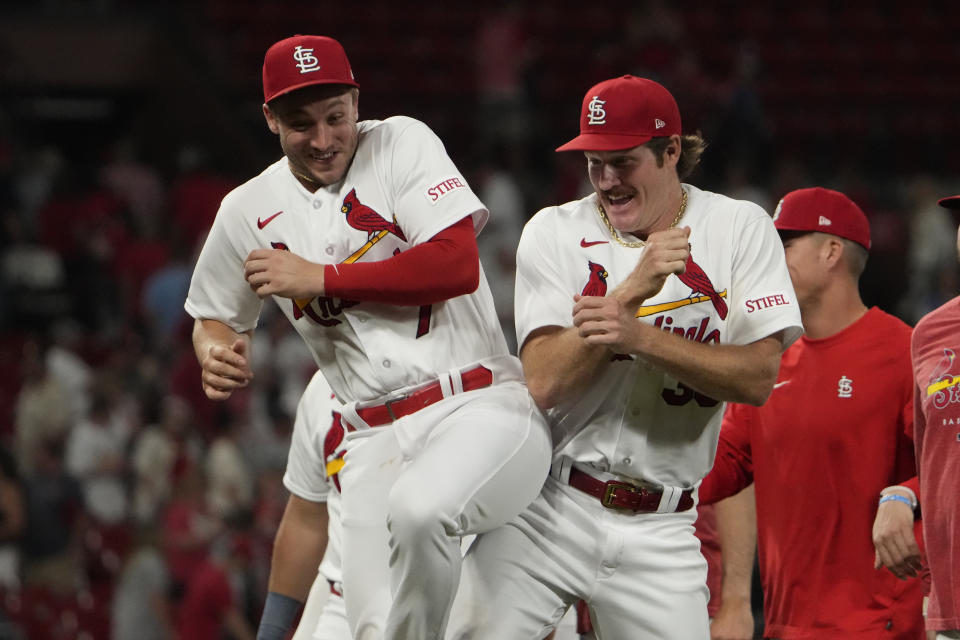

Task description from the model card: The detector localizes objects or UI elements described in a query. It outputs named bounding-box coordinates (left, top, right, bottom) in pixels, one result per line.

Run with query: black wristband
left=256, top=591, right=303, bottom=640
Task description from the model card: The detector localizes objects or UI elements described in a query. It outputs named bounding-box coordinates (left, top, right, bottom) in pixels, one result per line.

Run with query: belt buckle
left=382, top=395, right=407, bottom=422
left=602, top=480, right=639, bottom=510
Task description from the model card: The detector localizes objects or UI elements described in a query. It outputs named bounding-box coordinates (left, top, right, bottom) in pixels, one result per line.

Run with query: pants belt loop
left=657, top=485, right=682, bottom=513
left=439, top=371, right=455, bottom=399
left=449, top=367, right=465, bottom=395
left=340, top=401, right=371, bottom=431
left=550, top=457, right=574, bottom=484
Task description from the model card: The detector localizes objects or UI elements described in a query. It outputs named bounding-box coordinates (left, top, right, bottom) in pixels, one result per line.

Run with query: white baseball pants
left=447, top=475, right=710, bottom=639
left=338, top=381, right=552, bottom=640
left=292, top=575, right=350, bottom=640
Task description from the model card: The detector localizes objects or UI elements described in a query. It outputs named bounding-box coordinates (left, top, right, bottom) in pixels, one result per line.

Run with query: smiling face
left=263, top=85, right=359, bottom=189
left=584, top=135, right=681, bottom=237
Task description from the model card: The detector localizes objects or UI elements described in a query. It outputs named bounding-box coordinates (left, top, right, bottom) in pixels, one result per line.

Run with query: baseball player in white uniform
left=185, top=35, right=551, bottom=640
left=448, top=75, right=803, bottom=639
left=255, top=370, right=350, bottom=640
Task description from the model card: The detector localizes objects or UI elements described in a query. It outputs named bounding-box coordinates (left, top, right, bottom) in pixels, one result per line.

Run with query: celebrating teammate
left=448, top=75, right=802, bottom=639
left=256, top=371, right=349, bottom=640
left=185, top=35, right=551, bottom=640
left=911, top=194, right=960, bottom=640
left=701, top=187, right=925, bottom=639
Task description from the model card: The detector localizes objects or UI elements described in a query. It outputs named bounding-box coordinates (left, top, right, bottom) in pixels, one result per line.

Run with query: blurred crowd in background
left=0, top=1, right=958, bottom=638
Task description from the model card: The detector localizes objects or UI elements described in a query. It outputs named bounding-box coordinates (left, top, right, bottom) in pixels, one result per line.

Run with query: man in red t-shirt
left=911, top=194, right=960, bottom=640
left=700, top=187, right=925, bottom=639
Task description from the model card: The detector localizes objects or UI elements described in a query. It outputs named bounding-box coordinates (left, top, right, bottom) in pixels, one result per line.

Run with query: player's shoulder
left=687, top=184, right=771, bottom=226
left=526, top=192, right=596, bottom=231
left=912, top=296, right=960, bottom=347
left=358, top=115, right=435, bottom=144
left=303, top=371, right=334, bottom=401
left=867, top=306, right=914, bottom=339
left=220, top=157, right=289, bottom=208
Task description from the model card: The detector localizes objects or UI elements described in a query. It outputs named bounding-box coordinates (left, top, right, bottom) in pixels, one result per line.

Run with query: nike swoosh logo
left=773, top=380, right=790, bottom=389
left=257, top=211, right=284, bottom=229
left=581, top=238, right=609, bottom=247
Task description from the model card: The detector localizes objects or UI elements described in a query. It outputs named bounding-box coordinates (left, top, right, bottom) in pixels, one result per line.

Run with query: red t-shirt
left=701, top=307, right=923, bottom=639
left=176, top=559, right=234, bottom=640
left=911, top=295, right=960, bottom=632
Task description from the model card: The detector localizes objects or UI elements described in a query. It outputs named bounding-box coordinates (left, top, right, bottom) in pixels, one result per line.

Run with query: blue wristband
left=257, top=591, right=302, bottom=640
left=878, top=494, right=914, bottom=509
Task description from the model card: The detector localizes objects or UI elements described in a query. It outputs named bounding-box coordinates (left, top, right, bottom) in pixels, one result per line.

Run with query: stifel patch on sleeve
left=424, top=176, right=466, bottom=205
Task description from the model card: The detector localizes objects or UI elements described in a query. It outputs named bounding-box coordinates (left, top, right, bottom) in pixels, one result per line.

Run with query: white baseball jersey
left=283, top=371, right=345, bottom=585
left=185, top=116, right=512, bottom=403
left=515, top=184, right=803, bottom=487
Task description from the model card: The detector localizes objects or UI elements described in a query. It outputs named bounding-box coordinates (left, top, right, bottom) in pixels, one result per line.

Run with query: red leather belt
left=568, top=467, right=694, bottom=514
left=350, top=365, right=493, bottom=428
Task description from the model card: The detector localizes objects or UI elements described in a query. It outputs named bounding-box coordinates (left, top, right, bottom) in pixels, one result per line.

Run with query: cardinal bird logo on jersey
left=323, top=410, right=347, bottom=493
left=677, top=255, right=728, bottom=319
left=341, top=188, right=406, bottom=241
left=581, top=261, right=609, bottom=297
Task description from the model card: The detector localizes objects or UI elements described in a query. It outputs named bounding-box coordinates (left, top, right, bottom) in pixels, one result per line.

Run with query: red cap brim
left=265, top=77, right=359, bottom=104
left=556, top=132, right=656, bottom=152
left=938, top=195, right=960, bottom=210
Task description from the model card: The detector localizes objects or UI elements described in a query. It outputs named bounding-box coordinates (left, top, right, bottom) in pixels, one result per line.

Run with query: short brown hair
left=841, top=238, right=869, bottom=278
left=646, top=133, right=708, bottom=180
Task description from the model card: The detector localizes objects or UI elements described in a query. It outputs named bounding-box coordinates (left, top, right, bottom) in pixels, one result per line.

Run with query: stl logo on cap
left=293, top=45, right=321, bottom=73
left=587, top=96, right=607, bottom=126
left=556, top=75, right=681, bottom=152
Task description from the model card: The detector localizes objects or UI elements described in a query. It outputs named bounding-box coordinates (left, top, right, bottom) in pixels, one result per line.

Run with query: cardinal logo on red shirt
left=341, top=188, right=406, bottom=241
left=581, top=261, right=609, bottom=297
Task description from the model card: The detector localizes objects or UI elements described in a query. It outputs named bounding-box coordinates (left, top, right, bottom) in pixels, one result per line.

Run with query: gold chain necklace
left=289, top=162, right=321, bottom=188
left=596, top=189, right=688, bottom=248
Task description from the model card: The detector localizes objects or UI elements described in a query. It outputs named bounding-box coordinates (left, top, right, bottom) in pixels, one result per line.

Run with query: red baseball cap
left=772, top=187, right=871, bottom=250
left=556, top=75, right=681, bottom=152
left=939, top=195, right=960, bottom=210
left=262, top=35, right=358, bottom=104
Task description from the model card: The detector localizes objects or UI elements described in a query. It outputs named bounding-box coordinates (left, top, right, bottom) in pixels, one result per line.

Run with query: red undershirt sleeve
left=323, top=216, right=480, bottom=306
